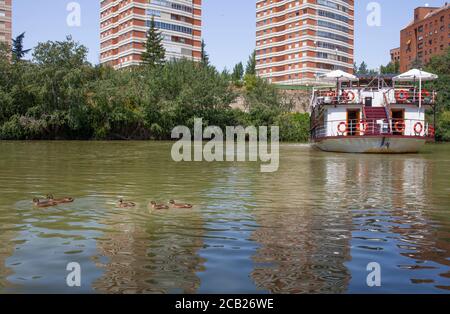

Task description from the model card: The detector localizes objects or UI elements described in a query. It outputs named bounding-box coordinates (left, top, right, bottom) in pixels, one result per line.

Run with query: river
left=0, top=141, right=449, bottom=293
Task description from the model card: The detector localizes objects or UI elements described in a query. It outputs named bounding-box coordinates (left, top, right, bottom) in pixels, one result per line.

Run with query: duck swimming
left=47, top=194, right=74, bottom=204
left=33, top=198, right=58, bottom=208
left=169, top=200, right=193, bottom=209
left=150, top=201, right=169, bottom=210
left=117, top=199, right=136, bottom=208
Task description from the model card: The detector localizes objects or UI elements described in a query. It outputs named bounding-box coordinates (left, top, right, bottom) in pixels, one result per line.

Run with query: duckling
left=150, top=201, right=169, bottom=210
left=33, top=198, right=58, bottom=208
left=117, top=199, right=136, bottom=208
left=169, top=200, right=193, bottom=209
left=47, top=194, right=74, bottom=204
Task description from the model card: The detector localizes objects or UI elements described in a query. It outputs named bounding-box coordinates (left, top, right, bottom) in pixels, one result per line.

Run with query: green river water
left=0, top=141, right=449, bottom=293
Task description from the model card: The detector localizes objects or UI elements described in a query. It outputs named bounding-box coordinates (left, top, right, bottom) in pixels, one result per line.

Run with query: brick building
left=0, top=0, right=12, bottom=45
left=255, top=0, right=355, bottom=85
left=100, top=0, right=202, bottom=69
left=390, top=47, right=400, bottom=63
left=400, top=3, right=450, bottom=72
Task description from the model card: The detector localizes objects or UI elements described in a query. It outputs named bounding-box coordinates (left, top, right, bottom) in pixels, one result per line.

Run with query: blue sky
left=12, top=0, right=446, bottom=70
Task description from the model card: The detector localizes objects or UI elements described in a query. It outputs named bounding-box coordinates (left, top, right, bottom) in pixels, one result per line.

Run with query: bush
left=275, top=113, right=310, bottom=142
left=436, top=111, right=450, bottom=142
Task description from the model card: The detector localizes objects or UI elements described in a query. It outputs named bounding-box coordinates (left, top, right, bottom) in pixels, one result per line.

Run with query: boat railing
left=314, top=90, right=355, bottom=105
left=392, top=88, right=436, bottom=105
left=311, top=118, right=435, bottom=140
left=313, top=88, right=436, bottom=105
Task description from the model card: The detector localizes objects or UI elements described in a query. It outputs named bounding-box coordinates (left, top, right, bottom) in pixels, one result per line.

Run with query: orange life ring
left=394, top=121, right=405, bottom=133
left=421, top=89, right=430, bottom=98
left=345, top=91, right=356, bottom=102
left=395, top=90, right=409, bottom=103
left=337, top=122, right=347, bottom=134
left=414, top=122, right=423, bottom=135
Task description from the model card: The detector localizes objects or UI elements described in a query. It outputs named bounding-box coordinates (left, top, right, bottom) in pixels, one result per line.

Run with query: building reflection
left=250, top=149, right=352, bottom=293
left=92, top=208, right=205, bottom=294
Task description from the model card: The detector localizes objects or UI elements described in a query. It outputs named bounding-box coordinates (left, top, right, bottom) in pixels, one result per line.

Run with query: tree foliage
left=11, top=32, right=31, bottom=62
left=380, top=60, right=400, bottom=74
left=231, top=62, right=244, bottom=86
left=245, top=50, right=256, bottom=75
left=0, top=37, right=310, bottom=142
left=141, top=17, right=166, bottom=67
left=201, top=39, right=209, bottom=66
left=425, top=47, right=450, bottom=141
left=355, top=61, right=378, bottom=75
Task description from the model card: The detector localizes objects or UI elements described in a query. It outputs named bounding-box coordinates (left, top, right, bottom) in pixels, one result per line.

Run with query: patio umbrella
left=393, top=69, right=438, bottom=108
left=319, top=70, right=359, bottom=96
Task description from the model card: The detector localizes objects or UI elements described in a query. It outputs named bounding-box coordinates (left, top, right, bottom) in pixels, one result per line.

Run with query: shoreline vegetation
left=0, top=36, right=309, bottom=142
left=0, top=34, right=449, bottom=142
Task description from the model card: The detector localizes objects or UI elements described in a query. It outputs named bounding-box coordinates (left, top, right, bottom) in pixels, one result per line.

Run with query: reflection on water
left=0, top=141, right=449, bottom=293
left=250, top=147, right=352, bottom=293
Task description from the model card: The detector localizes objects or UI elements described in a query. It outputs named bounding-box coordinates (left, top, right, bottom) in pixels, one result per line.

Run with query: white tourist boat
left=310, top=69, right=438, bottom=154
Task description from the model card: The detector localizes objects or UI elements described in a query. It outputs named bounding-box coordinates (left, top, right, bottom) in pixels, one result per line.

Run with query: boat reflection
left=250, top=147, right=352, bottom=293
left=321, top=154, right=450, bottom=293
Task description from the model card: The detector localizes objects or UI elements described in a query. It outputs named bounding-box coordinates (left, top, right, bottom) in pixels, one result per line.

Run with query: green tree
left=380, top=60, right=400, bottom=74
left=357, top=61, right=369, bottom=75
left=141, top=17, right=166, bottom=67
left=231, top=62, right=244, bottom=85
left=245, top=50, right=256, bottom=75
left=201, top=39, right=209, bottom=66
left=0, top=36, right=311, bottom=142
left=425, top=47, right=450, bottom=141
left=11, top=32, right=31, bottom=62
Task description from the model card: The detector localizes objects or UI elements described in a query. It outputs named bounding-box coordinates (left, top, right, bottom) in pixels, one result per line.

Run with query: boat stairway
left=363, top=107, right=389, bottom=135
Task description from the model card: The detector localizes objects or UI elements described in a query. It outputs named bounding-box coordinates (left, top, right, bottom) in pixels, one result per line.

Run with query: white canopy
left=393, top=69, right=438, bottom=82
left=319, top=70, right=359, bottom=82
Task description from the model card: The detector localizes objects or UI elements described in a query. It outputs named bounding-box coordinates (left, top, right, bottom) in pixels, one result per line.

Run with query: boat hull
left=313, top=136, right=428, bottom=154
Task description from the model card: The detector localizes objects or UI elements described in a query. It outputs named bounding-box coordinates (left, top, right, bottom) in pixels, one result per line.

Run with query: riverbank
left=0, top=38, right=310, bottom=142
left=1, top=39, right=449, bottom=142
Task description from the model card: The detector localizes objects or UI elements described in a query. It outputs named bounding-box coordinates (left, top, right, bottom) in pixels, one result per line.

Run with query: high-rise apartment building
left=100, top=0, right=202, bottom=68
left=400, top=3, right=449, bottom=72
left=255, top=0, right=354, bottom=85
left=0, top=0, right=12, bottom=45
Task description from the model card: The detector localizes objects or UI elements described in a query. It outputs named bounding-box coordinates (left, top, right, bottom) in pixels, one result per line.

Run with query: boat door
left=347, top=109, right=361, bottom=136
left=391, top=109, right=405, bottom=135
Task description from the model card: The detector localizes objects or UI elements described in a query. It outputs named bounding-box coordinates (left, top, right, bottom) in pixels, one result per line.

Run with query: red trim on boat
left=313, top=135, right=435, bottom=142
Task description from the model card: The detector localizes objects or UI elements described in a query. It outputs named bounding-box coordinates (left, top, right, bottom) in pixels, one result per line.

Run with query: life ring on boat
left=394, top=121, right=405, bottom=133
left=421, top=89, right=430, bottom=98
left=337, top=122, right=347, bottom=134
left=344, top=91, right=356, bottom=102
left=414, top=122, right=423, bottom=135
left=395, top=90, right=409, bottom=103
